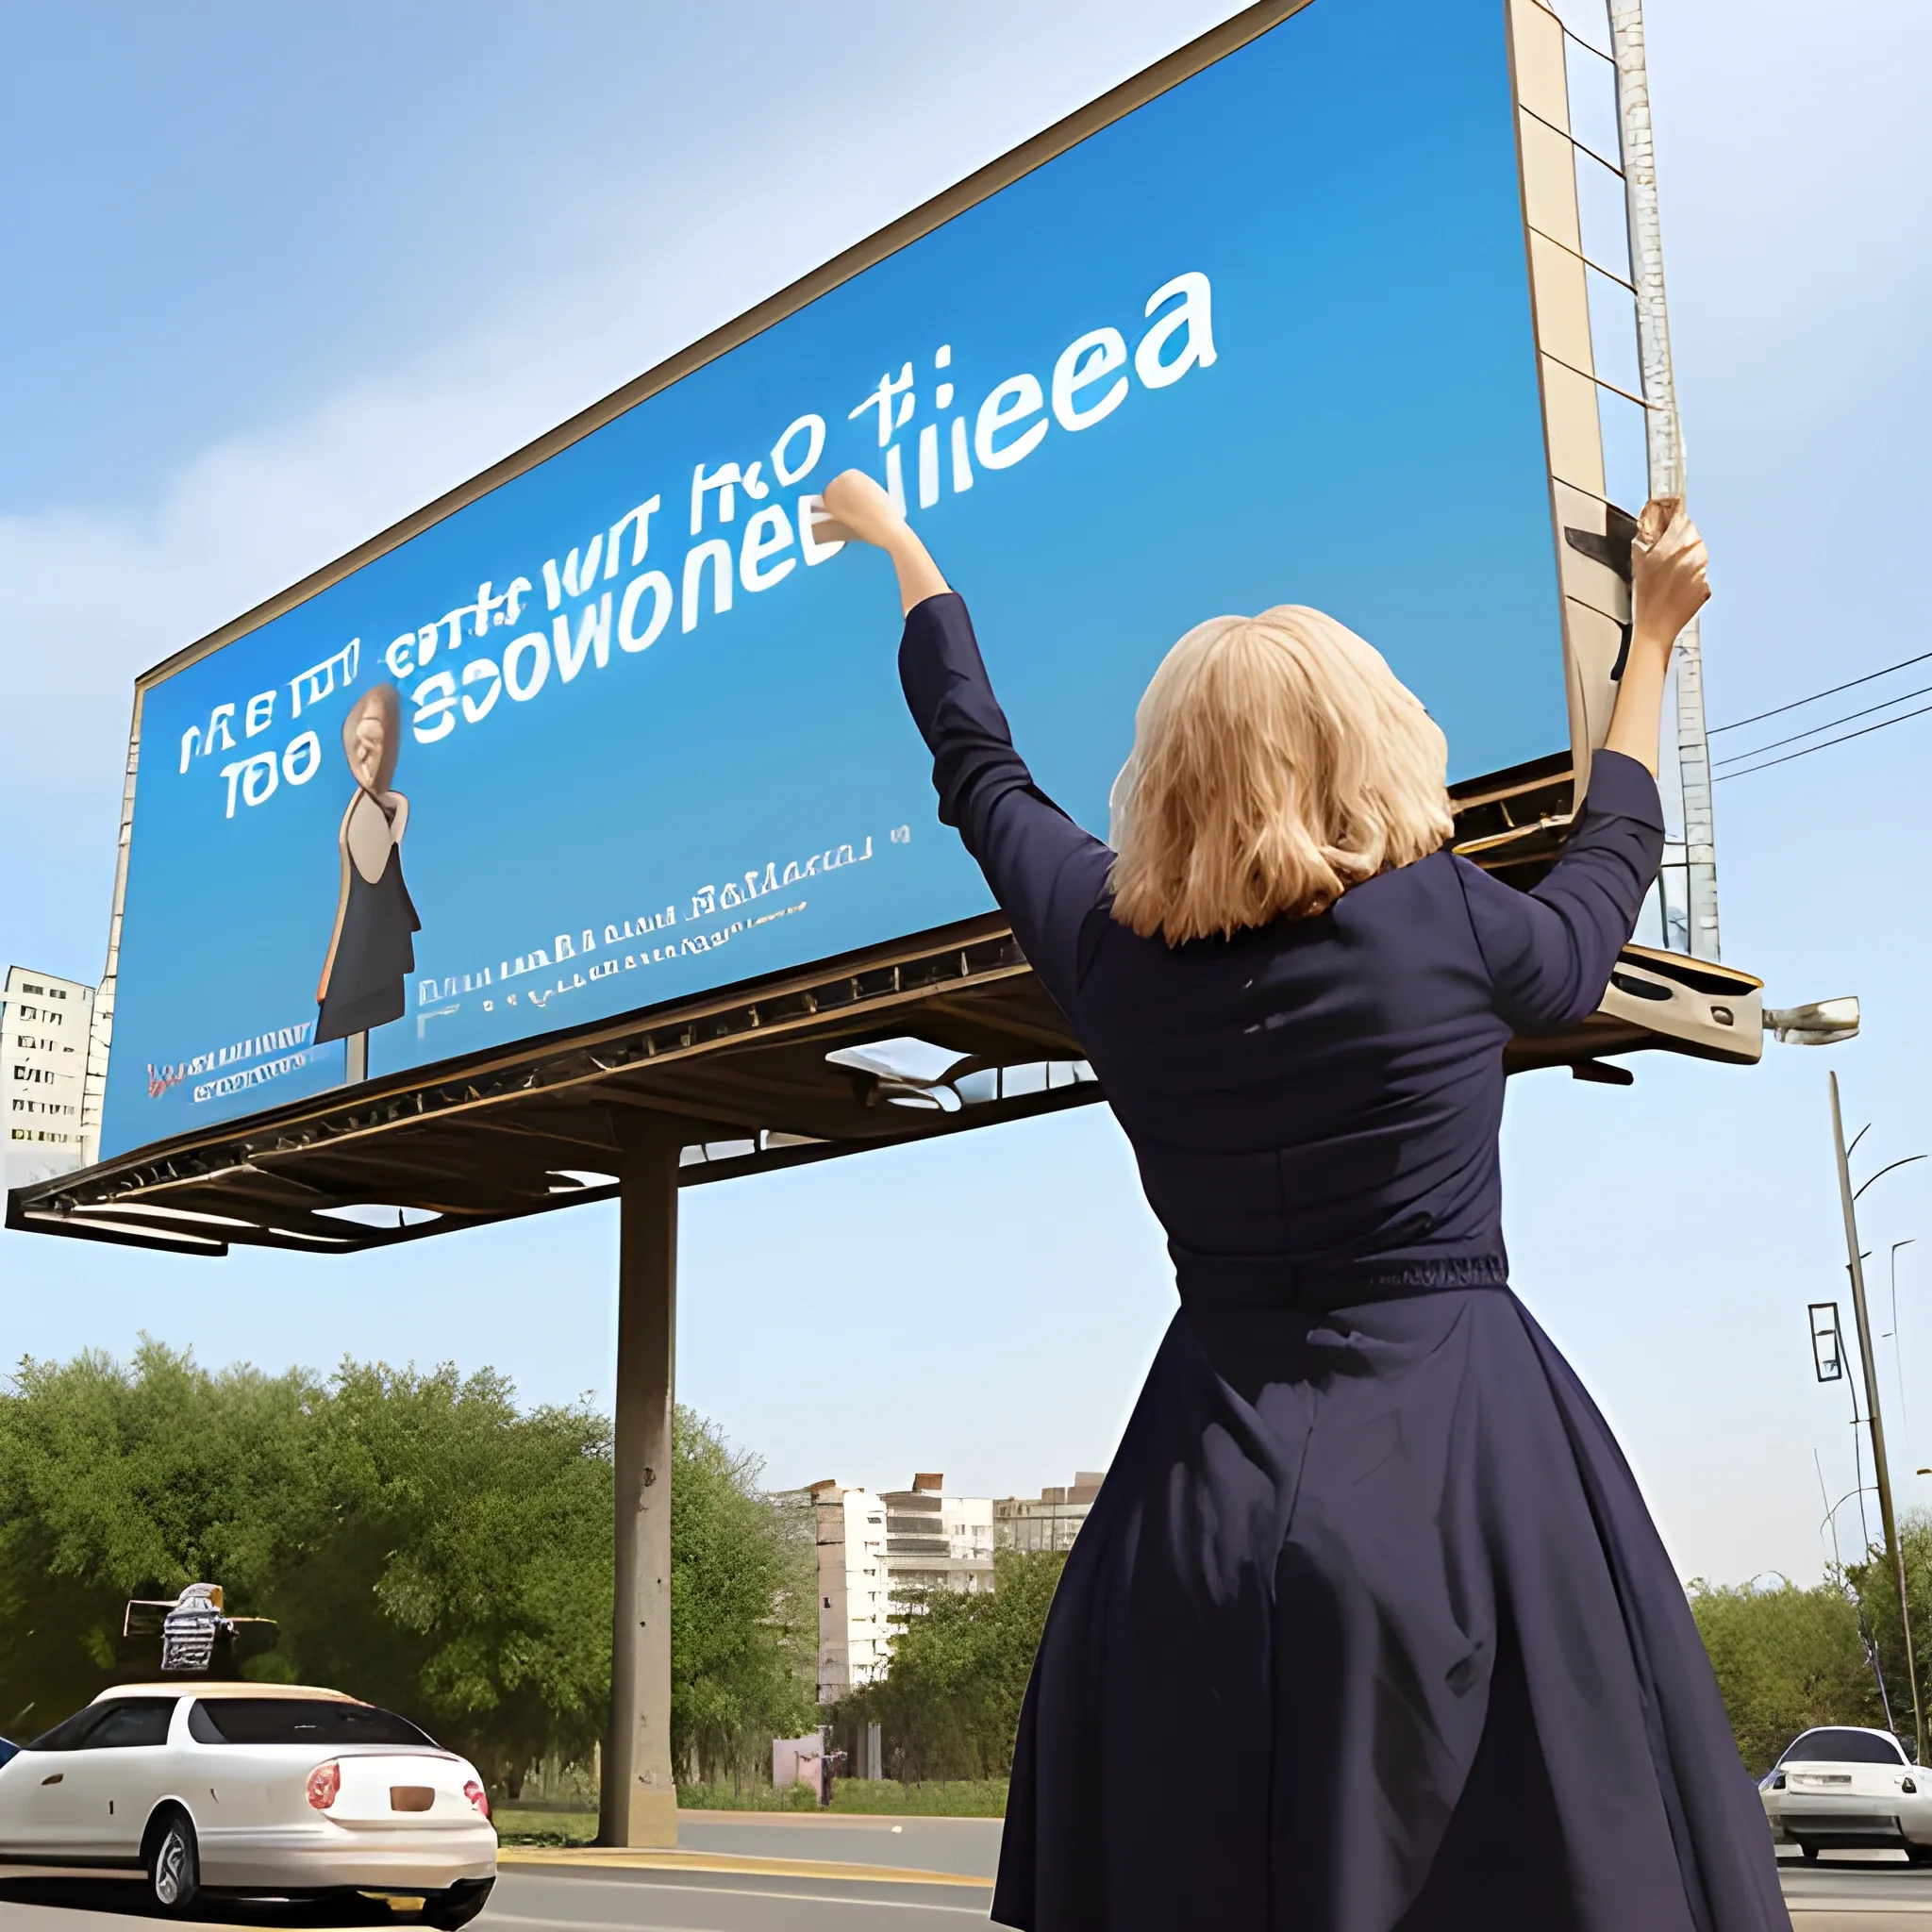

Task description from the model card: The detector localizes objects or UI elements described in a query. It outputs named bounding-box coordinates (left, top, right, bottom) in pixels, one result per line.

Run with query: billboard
left=103, top=0, right=1574, bottom=1160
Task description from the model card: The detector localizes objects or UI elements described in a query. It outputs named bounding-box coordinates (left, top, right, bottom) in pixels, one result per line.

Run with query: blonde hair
left=1108, top=606, right=1454, bottom=944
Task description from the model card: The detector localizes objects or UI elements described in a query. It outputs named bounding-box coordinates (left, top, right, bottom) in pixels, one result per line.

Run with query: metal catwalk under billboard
left=107, top=0, right=1573, bottom=1158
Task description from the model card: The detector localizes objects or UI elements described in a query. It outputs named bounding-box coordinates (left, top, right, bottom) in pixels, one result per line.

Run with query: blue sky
left=3, top=0, right=1929, bottom=1589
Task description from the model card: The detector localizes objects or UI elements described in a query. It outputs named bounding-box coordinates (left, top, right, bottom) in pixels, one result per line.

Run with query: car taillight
left=307, top=1761, right=341, bottom=1810
left=463, top=1780, right=491, bottom=1821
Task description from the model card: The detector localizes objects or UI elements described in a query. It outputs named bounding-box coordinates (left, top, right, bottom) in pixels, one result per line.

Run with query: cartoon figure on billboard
left=315, top=684, right=419, bottom=1083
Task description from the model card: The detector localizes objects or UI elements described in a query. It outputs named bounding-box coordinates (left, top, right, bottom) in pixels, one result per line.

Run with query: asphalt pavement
left=4, top=1834, right=1932, bottom=1930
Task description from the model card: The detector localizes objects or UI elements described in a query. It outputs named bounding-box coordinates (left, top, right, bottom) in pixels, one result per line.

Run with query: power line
left=1714, top=700, right=1932, bottom=783
left=1708, top=648, right=1932, bottom=736
left=1711, top=682, right=1932, bottom=769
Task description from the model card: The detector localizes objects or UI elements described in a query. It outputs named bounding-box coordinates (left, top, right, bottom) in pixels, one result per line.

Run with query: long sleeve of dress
left=898, top=592, right=1113, bottom=1018
left=1454, top=750, right=1666, bottom=1030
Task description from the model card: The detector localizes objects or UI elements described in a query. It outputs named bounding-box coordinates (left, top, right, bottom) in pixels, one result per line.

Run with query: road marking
left=500, top=1849, right=991, bottom=1888
left=491, top=1883, right=991, bottom=1920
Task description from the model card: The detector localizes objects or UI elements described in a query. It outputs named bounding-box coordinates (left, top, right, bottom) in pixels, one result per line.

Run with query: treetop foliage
left=0, top=1341, right=812, bottom=1790
left=842, top=1548, right=1066, bottom=1782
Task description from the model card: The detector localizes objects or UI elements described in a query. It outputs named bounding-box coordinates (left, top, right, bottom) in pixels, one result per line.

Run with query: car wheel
left=1799, top=1844, right=1820, bottom=1864
left=145, top=1807, right=200, bottom=1914
left=1907, top=1843, right=1932, bottom=1866
left=421, top=1877, right=494, bottom=1929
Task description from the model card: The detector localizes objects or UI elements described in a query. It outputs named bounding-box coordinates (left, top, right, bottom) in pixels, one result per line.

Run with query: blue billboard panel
left=103, top=0, right=1565, bottom=1159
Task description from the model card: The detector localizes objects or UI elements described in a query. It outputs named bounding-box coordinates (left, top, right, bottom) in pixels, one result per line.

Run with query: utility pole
left=1831, top=1071, right=1924, bottom=1764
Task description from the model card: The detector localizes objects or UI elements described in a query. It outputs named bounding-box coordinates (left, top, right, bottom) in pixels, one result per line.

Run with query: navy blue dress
left=898, top=595, right=1787, bottom=1932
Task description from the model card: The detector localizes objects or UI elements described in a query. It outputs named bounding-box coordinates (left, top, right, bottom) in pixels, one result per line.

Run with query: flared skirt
left=993, top=1287, right=1790, bottom=1931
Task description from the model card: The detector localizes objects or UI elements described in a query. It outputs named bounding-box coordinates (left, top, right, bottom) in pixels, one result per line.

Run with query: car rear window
left=1781, top=1729, right=1907, bottom=1765
left=26, top=1698, right=176, bottom=1752
left=186, top=1698, right=437, bottom=1748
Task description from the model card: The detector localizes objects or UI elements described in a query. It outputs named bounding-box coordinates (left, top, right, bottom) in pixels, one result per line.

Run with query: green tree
left=266, top=1361, right=615, bottom=1791
left=1689, top=1574, right=1884, bottom=1774
left=0, top=1341, right=316, bottom=1739
left=1844, top=1507, right=1932, bottom=1757
left=850, top=1548, right=1065, bottom=1782
left=671, top=1407, right=817, bottom=1783
left=0, top=1342, right=816, bottom=1800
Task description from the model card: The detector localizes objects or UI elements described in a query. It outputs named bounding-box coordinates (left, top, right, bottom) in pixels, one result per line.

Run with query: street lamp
left=1830, top=1073, right=1926, bottom=1766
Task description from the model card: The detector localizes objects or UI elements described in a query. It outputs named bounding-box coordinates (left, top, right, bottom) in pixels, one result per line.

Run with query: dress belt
left=1172, top=1249, right=1509, bottom=1313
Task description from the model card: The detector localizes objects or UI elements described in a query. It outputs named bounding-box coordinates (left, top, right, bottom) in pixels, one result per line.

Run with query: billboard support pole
left=601, top=1134, right=680, bottom=1846
left=1610, top=0, right=1720, bottom=960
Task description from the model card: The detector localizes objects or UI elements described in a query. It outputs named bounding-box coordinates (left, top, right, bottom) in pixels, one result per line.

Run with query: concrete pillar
left=600, top=1136, right=679, bottom=1847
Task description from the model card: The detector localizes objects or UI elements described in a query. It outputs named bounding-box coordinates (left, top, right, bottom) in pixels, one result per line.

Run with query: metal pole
left=1609, top=0, right=1720, bottom=961
left=600, top=1135, right=680, bottom=1846
left=1831, top=1072, right=1924, bottom=1761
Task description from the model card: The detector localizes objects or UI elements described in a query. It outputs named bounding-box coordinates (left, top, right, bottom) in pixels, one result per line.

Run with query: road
left=3, top=1830, right=1930, bottom=1930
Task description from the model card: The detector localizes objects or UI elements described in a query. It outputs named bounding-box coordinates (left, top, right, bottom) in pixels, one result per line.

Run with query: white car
left=1760, top=1724, right=1932, bottom=1862
left=0, top=1682, right=496, bottom=1922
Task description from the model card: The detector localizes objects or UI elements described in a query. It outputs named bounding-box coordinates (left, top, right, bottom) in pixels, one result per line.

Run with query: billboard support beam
left=601, top=1134, right=680, bottom=1847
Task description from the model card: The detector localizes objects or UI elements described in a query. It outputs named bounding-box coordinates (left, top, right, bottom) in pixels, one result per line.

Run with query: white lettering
left=975, top=374, right=1048, bottom=470
left=607, top=496, right=662, bottom=575
left=681, top=540, right=733, bottom=632
left=691, top=460, right=744, bottom=535
left=411, top=671, right=458, bottom=742
left=739, top=506, right=796, bottom=592
left=503, top=630, right=551, bottom=702
left=1052, top=326, right=1129, bottom=429
left=918, top=424, right=941, bottom=508
left=797, top=494, right=846, bottom=565
left=245, top=690, right=277, bottom=737
left=619, top=571, right=673, bottom=652
left=289, top=639, right=360, bottom=717
left=282, top=729, right=322, bottom=785
left=222, top=749, right=278, bottom=812
left=1135, top=271, right=1216, bottom=389
left=461, top=656, right=501, bottom=724
left=770, top=414, right=825, bottom=487
left=386, top=631, right=416, bottom=679
left=554, top=592, right=612, bottom=681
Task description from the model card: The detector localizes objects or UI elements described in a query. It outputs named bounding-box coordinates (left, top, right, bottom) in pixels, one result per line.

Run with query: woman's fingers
left=821, top=468, right=903, bottom=543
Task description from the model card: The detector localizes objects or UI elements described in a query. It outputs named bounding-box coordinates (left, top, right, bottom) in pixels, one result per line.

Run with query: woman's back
left=901, top=591, right=1664, bottom=1276
left=1079, top=851, right=1512, bottom=1264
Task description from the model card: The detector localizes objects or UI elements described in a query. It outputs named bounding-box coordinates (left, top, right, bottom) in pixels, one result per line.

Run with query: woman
left=819, top=468, right=1787, bottom=1931
left=315, top=682, right=420, bottom=1079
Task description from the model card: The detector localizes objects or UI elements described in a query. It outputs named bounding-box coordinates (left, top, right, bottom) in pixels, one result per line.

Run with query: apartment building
left=811, top=1472, right=994, bottom=1704
left=3, top=966, right=94, bottom=1190
left=994, top=1471, right=1108, bottom=1554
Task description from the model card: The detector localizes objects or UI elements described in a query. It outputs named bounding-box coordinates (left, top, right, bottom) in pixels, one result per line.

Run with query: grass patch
left=494, top=1778, right=1009, bottom=1835
left=675, top=1781, right=827, bottom=1812
left=827, top=1779, right=1008, bottom=1816
left=492, top=1806, right=598, bottom=1846
left=677, top=1779, right=1005, bottom=1815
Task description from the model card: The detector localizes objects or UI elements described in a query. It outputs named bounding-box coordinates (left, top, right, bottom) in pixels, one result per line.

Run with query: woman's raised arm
left=819, top=469, right=1112, bottom=1020
left=821, top=470, right=951, bottom=614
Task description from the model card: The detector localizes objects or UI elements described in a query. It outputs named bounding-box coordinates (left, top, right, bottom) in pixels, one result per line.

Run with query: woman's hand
left=821, top=470, right=908, bottom=548
left=1629, top=497, right=1709, bottom=653
left=822, top=468, right=951, bottom=615
left=1601, top=496, right=1710, bottom=776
